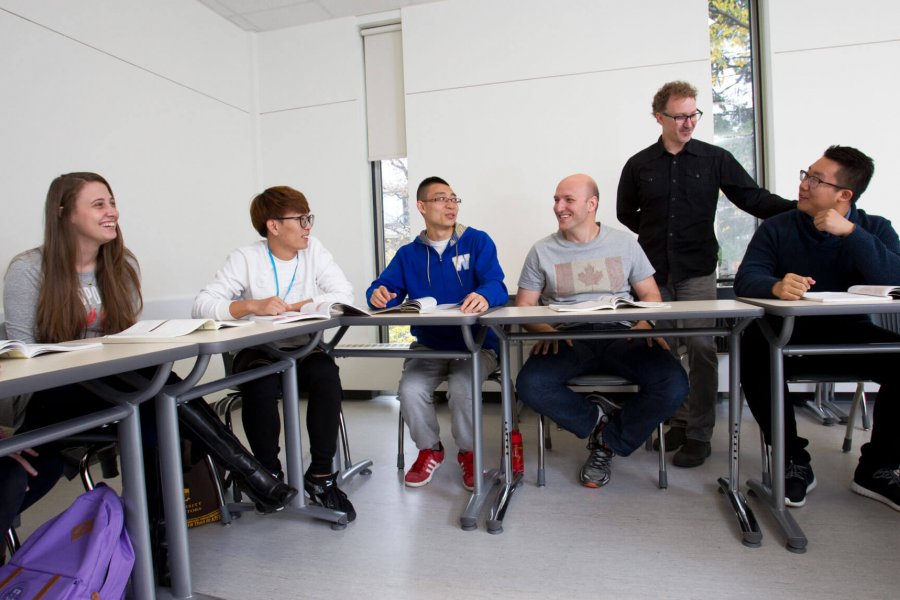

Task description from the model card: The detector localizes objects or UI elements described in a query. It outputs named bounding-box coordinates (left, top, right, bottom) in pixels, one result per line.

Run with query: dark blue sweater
left=734, top=206, right=900, bottom=298
left=366, top=224, right=508, bottom=352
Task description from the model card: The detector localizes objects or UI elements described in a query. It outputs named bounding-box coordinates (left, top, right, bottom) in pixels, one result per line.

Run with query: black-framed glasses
left=799, top=170, right=849, bottom=191
left=660, top=110, right=703, bottom=124
left=276, top=214, right=315, bottom=228
left=421, top=196, right=462, bottom=205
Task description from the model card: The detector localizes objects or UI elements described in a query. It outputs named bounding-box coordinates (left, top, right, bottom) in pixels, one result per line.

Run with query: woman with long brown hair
left=1, top=172, right=296, bottom=574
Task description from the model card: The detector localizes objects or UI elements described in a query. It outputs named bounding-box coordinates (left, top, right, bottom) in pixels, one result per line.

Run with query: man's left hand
left=459, top=292, right=488, bottom=313
left=628, top=319, right=670, bottom=350
left=814, top=209, right=855, bottom=237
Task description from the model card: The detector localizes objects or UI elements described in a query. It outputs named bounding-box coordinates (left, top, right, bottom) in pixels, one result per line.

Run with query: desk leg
left=746, top=320, right=808, bottom=553
left=279, top=360, right=349, bottom=529
left=156, top=392, right=196, bottom=598
left=716, top=330, right=761, bottom=547
left=461, top=348, right=500, bottom=531
left=118, top=404, right=155, bottom=599
left=487, top=333, right=521, bottom=534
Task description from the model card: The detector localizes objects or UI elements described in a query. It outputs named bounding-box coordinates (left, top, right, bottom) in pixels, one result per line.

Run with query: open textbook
left=549, top=295, right=670, bottom=312
left=252, top=297, right=459, bottom=324
left=803, top=285, right=899, bottom=303
left=0, top=339, right=102, bottom=359
left=103, top=319, right=251, bottom=342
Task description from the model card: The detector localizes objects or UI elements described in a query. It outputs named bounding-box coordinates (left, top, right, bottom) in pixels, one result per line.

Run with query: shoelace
left=873, top=468, right=900, bottom=486
left=585, top=443, right=612, bottom=471
left=785, top=462, right=811, bottom=479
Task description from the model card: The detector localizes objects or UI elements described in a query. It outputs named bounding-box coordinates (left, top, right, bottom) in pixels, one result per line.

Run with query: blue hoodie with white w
left=366, top=224, right=508, bottom=352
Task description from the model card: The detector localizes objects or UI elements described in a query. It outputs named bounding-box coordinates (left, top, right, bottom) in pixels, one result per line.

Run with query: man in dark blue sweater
left=735, top=145, right=900, bottom=511
left=367, top=176, right=507, bottom=491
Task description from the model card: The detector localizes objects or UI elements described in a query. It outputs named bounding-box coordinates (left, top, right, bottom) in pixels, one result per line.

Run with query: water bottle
left=511, top=428, right=524, bottom=476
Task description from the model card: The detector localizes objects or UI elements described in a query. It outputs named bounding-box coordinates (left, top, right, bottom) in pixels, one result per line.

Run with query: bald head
left=553, top=173, right=601, bottom=241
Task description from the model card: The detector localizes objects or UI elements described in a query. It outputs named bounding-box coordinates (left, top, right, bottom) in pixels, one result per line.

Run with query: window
left=709, top=0, right=759, bottom=280
left=373, top=158, right=413, bottom=343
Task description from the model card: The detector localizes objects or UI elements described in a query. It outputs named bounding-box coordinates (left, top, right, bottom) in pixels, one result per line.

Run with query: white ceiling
left=196, top=0, right=445, bottom=32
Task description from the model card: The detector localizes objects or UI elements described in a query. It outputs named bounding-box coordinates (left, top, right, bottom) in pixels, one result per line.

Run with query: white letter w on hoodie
left=452, top=253, right=471, bottom=272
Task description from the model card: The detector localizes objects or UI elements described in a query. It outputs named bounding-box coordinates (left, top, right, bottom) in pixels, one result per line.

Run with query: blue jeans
left=516, top=324, right=689, bottom=456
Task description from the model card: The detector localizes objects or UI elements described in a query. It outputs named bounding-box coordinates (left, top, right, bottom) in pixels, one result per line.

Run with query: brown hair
left=249, top=186, right=310, bottom=237
left=651, top=81, right=698, bottom=115
left=36, top=172, right=142, bottom=342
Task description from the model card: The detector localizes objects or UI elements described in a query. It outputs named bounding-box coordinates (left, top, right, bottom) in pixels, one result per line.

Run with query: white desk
left=736, top=298, right=900, bottom=553
left=0, top=342, right=197, bottom=600
left=480, top=300, right=764, bottom=541
left=323, top=311, right=496, bottom=531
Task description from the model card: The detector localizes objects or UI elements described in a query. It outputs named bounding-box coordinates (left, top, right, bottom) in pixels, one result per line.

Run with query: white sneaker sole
left=784, top=476, right=816, bottom=507
left=850, top=481, right=900, bottom=512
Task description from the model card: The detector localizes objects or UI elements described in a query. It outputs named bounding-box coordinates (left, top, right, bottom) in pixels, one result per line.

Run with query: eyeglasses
left=799, top=170, right=849, bottom=191
left=660, top=110, right=703, bottom=124
left=276, top=214, right=315, bottom=228
left=421, top=196, right=462, bottom=205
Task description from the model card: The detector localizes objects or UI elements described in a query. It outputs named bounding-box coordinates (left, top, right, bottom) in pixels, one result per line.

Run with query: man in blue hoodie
left=735, top=145, right=900, bottom=511
left=367, top=176, right=508, bottom=491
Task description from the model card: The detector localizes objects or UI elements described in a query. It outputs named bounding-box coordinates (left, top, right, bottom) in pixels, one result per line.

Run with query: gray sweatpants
left=397, top=344, right=499, bottom=453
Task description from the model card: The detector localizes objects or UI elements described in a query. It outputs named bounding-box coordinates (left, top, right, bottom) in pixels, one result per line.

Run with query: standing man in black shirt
left=617, top=80, right=794, bottom=467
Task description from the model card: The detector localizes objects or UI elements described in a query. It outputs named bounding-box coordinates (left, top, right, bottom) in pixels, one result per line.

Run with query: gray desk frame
left=737, top=298, right=900, bottom=553
left=322, top=311, right=495, bottom=531
left=480, top=300, right=764, bottom=540
left=0, top=342, right=197, bottom=600
left=149, top=319, right=344, bottom=600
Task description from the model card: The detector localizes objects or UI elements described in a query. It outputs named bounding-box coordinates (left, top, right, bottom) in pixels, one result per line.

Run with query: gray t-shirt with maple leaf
left=517, top=223, right=655, bottom=308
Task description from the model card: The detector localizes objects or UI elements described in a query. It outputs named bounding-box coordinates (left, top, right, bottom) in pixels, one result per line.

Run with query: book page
left=847, top=285, right=900, bottom=298
left=802, top=292, right=893, bottom=303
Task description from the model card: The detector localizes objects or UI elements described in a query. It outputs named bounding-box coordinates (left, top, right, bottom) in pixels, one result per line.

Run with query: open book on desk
left=250, top=301, right=370, bottom=324
left=252, top=297, right=459, bottom=324
left=803, top=285, right=899, bottom=303
left=0, top=339, right=102, bottom=359
left=548, top=295, right=670, bottom=312
left=102, top=319, right=251, bottom=342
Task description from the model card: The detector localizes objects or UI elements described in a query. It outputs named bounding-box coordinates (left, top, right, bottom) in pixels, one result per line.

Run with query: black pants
left=232, top=348, right=342, bottom=475
left=0, top=453, right=64, bottom=536
left=741, top=315, right=900, bottom=469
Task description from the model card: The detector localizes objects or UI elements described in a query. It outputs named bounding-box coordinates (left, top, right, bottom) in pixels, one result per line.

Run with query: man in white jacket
left=193, top=186, right=356, bottom=521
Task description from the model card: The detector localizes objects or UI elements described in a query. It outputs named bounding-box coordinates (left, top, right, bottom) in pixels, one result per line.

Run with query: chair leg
left=5, top=524, right=21, bottom=560
left=657, top=422, right=667, bottom=489
left=842, top=383, right=868, bottom=452
left=397, top=412, right=406, bottom=470
left=758, top=428, right=772, bottom=489
left=860, top=388, right=871, bottom=430
left=336, top=407, right=373, bottom=487
left=537, top=415, right=546, bottom=487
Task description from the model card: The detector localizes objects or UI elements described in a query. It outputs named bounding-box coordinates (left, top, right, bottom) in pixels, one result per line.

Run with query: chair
left=537, top=374, right=667, bottom=489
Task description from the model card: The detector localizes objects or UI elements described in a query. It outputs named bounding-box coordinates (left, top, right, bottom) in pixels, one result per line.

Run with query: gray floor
left=14, top=396, right=900, bottom=599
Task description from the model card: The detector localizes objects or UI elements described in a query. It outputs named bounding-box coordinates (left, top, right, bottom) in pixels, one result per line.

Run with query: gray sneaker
left=580, top=423, right=613, bottom=488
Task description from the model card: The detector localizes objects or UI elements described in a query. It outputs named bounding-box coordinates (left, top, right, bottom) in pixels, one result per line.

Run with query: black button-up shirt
left=616, top=137, right=795, bottom=284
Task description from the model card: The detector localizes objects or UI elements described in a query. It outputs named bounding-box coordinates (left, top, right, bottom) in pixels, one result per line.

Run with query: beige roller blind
left=362, top=24, right=406, bottom=160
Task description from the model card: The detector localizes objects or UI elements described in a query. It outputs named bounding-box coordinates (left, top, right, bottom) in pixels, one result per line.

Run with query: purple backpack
left=0, top=484, right=134, bottom=599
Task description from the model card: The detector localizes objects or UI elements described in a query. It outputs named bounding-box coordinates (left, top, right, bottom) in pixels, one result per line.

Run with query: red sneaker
left=404, top=448, right=445, bottom=487
left=458, top=450, right=475, bottom=491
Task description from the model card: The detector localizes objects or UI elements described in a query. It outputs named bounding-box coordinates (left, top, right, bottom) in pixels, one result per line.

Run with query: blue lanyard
left=267, top=246, right=299, bottom=300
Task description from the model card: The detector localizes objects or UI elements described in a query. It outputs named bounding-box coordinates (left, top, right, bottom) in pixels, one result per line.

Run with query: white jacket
left=192, top=238, right=354, bottom=321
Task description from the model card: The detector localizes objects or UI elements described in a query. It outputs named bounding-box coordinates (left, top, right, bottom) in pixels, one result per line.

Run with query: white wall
left=0, top=0, right=256, bottom=314
left=402, top=0, right=712, bottom=286
left=766, top=0, right=900, bottom=225
left=255, top=18, right=393, bottom=389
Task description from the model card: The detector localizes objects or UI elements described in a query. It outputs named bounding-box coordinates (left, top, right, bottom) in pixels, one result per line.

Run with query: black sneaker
left=784, top=460, right=816, bottom=507
left=586, top=393, right=622, bottom=415
left=850, top=465, right=900, bottom=512
left=673, top=439, right=711, bottom=468
left=653, top=425, right=686, bottom=452
left=304, top=472, right=357, bottom=522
